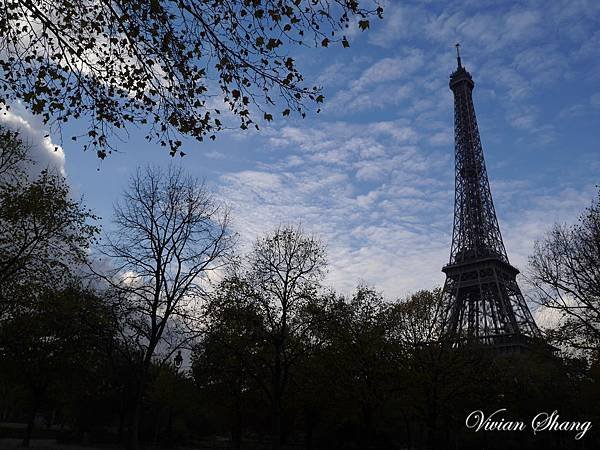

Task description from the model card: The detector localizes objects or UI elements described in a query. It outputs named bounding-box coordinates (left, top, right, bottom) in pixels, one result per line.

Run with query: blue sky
left=4, top=0, right=599, bottom=303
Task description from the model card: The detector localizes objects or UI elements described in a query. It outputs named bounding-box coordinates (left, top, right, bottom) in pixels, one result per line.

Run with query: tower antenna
left=455, top=43, right=462, bottom=68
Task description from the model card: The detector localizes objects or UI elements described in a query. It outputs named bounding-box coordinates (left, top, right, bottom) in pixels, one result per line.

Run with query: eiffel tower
left=440, top=45, right=541, bottom=349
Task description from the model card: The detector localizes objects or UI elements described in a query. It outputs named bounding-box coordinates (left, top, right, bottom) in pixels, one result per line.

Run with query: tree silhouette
left=96, top=164, right=234, bottom=449
left=529, top=188, right=600, bottom=354
left=0, top=127, right=99, bottom=319
left=192, top=275, right=268, bottom=449
left=0, top=282, right=109, bottom=446
left=0, top=0, right=382, bottom=158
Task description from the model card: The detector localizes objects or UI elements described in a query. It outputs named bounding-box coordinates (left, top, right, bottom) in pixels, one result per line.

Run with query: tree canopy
left=0, top=0, right=382, bottom=158
left=529, top=188, right=600, bottom=354
left=96, top=164, right=234, bottom=449
left=0, top=126, right=99, bottom=317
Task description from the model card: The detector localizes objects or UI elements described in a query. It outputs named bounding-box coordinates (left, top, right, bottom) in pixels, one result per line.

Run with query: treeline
left=1, top=129, right=599, bottom=450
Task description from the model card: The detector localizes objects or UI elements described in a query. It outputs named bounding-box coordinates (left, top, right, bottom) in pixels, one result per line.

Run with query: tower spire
left=455, top=43, right=462, bottom=68
left=440, top=51, right=541, bottom=350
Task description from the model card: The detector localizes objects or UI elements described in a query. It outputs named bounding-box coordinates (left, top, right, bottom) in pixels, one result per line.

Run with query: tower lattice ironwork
left=440, top=45, right=541, bottom=347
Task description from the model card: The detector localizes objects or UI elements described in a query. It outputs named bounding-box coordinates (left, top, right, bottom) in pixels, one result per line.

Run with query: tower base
left=440, top=256, right=541, bottom=344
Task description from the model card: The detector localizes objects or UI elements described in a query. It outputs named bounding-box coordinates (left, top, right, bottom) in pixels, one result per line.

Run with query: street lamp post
left=174, top=350, right=183, bottom=370
left=165, top=351, right=183, bottom=447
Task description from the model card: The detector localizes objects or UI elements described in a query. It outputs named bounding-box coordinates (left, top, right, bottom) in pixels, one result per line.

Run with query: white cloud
left=219, top=118, right=455, bottom=297
left=368, top=3, right=427, bottom=48
left=217, top=94, right=596, bottom=303
left=350, top=52, right=424, bottom=91
left=513, top=46, right=567, bottom=85
left=0, top=105, right=65, bottom=176
left=212, top=0, right=599, bottom=301
left=558, top=104, right=587, bottom=118
left=323, top=49, right=424, bottom=113
left=356, top=189, right=380, bottom=208
left=504, top=9, right=541, bottom=40
left=429, top=130, right=453, bottom=146
left=204, top=150, right=227, bottom=160
left=326, top=83, right=414, bottom=112
left=509, top=112, right=536, bottom=130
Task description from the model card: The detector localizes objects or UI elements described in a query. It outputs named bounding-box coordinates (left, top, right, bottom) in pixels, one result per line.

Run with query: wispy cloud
left=221, top=126, right=594, bottom=300
left=212, top=0, right=599, bottom=299
left=218, top=117, right=453, bottom=296
left=42, top=0, right=598, bottom=307
left=324, top=49, right=424, bottom=114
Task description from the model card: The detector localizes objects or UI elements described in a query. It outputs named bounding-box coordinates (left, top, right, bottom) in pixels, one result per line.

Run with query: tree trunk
left=404, top=415, right=412, bottom=450
left=271, top=341, right=283, bottom=450
left=118, top=407, right=126, bottom=443
left=128, top=382, right=144, bottom=450
left=304, top=407, right=317, bottom=450
left=359, top=402, right=373, bottom=449
left=129, top=355, right=152, bottom=450
left=271, top=397, right=282, bottom=450
left=271, top=369, right=282, bottom=450
left=22, top=394, right=41, bottom=448
left=232, top=388, right=242, bottom=450
left=118, top=385, right=127, bottom=442
left=165, top=407, right=173, bottom=447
